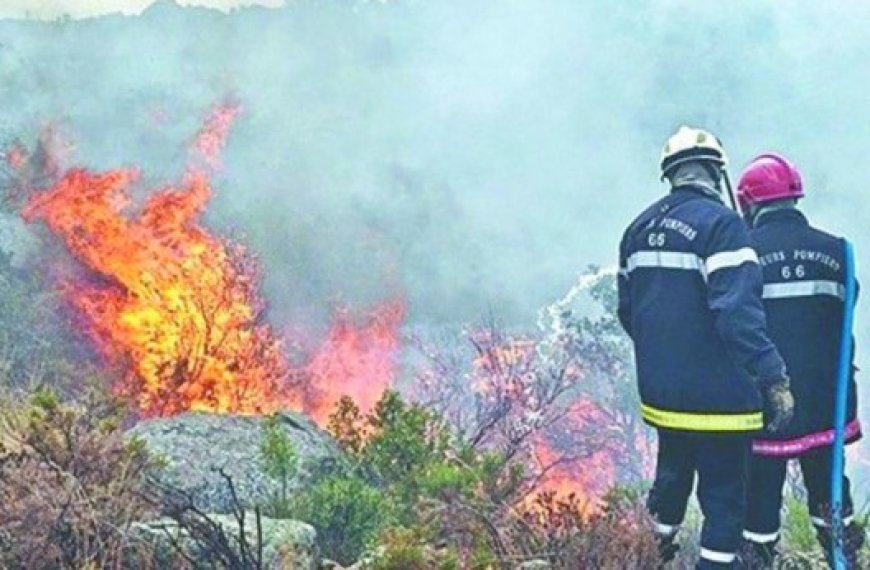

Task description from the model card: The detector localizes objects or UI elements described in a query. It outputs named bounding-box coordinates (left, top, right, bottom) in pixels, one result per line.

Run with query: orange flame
left=190, top=102, right=242, bottom=172
left=22, top=167, right=294, bottom=416
left=303, top=301, right=405, bottom=425
left=525, top=399, right=618, bottom=515
left=470, top=338, right=538, bottom=401
left=21, top=104, right=404, bottom=423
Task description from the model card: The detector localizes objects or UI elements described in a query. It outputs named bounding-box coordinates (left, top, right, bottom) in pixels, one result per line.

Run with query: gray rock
left=136, top=513, right=318, bottom=569
left=129, top=411, right=345, bottom=513
left=516, top=561, right=553, bottom=570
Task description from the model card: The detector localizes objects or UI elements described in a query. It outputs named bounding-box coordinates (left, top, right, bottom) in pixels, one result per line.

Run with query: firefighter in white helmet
left=618, top=126, right=794, bottom=569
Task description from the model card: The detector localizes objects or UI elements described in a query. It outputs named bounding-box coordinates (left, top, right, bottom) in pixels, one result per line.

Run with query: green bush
left=359, top=391, right=451, bottom=490
left=418, top=461, right=477, bottom=502
left=276, top=391, right=522, bottom=565
left=366, top=525, right=494, bottom=570
left=781, top=495, right=820, bottom=555
left=367, top=528, right=428, bottom=570
left=330, top=391, right=454, bottom=521
left=290, top=474, right=394, bottom=565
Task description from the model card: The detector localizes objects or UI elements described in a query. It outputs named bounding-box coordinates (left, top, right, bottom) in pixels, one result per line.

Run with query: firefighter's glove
left=763, top=377, right=794, bottom=433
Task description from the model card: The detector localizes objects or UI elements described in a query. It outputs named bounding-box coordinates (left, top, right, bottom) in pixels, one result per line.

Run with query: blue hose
left=831, top=239, right=856, bottom=570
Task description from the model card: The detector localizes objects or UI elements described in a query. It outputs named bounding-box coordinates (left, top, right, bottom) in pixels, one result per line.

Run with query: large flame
left=303, top=301, right=405, bottom=425
left=21, top=164, right=299, bottom=416
left=21, top=104, right=403, bottom=422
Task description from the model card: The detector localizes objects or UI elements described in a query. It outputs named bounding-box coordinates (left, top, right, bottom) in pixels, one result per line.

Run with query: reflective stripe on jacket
left=618, top=185, right=786, bottom=433
left=749, top=208, right=861, bottom=456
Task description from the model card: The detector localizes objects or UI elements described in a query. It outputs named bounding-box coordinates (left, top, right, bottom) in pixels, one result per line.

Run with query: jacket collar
left=670, top=183, right=725, bottom=204
left=754, top=207, right=808, bottom=228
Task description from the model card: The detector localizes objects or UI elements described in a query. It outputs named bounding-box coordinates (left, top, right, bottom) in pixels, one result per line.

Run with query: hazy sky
left=0, top=0, right=283, bottom=19
left=3, top=0, right=870, bottom=331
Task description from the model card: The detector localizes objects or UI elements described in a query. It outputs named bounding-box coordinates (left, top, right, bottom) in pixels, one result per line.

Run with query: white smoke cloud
left=0, top=0, right=284, bottom=20
left=2, top=0, right=870, bottom=329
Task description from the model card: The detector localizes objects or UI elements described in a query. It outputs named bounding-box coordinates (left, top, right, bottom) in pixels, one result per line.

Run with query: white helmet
left=660, top=126, right=728, bottom=181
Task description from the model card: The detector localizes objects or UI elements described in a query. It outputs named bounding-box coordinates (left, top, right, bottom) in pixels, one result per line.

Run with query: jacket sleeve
left=705, top=213, right=786, bottom=386
left=617, top=230, right=633, bottom=338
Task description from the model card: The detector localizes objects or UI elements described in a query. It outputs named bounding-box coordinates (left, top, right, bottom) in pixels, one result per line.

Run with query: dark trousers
left=745, top=446, right=854, bottom=538
left=648, top=429, right=751, bottom=569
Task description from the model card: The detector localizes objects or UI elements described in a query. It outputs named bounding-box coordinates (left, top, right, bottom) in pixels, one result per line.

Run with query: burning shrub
left=14, top=105, right=406, bottom=426
left=22, top=167, right=297, bottom=417
left=405, top=269, right=655, bottom=521
left=409, top=270, right=653, bottom=517
left=557, top=503, right=660, bottom=569
left=519, top=486, right=660, bottom=569
left=534, top=268, right=655, bottom=489
left=0, top=387, right=161, bottom=569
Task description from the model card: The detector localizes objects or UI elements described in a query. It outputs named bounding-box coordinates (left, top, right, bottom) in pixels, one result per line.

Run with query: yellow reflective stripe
left=641, top=404, right=763, bottom=432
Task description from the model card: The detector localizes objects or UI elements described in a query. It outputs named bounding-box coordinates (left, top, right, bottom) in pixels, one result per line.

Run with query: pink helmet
left=737, top=153, right=804, bottom=211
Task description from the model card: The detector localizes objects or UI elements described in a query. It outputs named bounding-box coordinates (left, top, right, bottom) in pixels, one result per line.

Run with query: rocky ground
left=129, top=411, right=346, bottom=513
left=128, top=412, right=342, bottom=569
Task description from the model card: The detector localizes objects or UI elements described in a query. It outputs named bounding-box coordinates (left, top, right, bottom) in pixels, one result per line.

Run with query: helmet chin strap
left=744, top=205, right=762, bottom=228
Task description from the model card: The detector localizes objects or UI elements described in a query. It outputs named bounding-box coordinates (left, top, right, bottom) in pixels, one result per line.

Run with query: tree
left=537, top=267, right=654, bottom=485
left=410, top=267, right=654, bottom=509
left=259, top=415, right=299, bottom=506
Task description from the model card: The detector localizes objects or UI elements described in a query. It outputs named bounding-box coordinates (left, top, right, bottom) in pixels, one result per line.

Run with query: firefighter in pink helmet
left=736, top=153, right=865, bottom=568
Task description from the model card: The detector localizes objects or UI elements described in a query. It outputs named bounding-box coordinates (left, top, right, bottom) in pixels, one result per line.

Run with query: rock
left=253, top=515, right=318, bottom=570
left=135, top=512, right=318, bottom=569
left=516, top=561, right=553, bottom=570
left=128, top=411, right=345, bottom=513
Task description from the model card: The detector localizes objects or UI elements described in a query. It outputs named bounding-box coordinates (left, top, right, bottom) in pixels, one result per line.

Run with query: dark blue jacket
left=749, top=208, right=861, bottom=456
left=618, top=185, right=786, bottom=433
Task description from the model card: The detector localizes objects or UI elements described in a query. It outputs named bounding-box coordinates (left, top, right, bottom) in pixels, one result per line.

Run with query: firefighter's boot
left=816, top=522, right=865, bottom=569
left=736, top=538, right=778, bottom=569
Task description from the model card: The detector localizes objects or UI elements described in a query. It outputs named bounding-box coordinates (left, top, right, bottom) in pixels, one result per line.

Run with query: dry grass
left=0, top=388, right=161, bottom=569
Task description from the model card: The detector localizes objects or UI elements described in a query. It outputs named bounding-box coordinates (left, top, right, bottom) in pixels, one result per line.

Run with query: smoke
left=0, top=0, right=284, bottom=20
left=1, top=0, right=870, bottom=333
